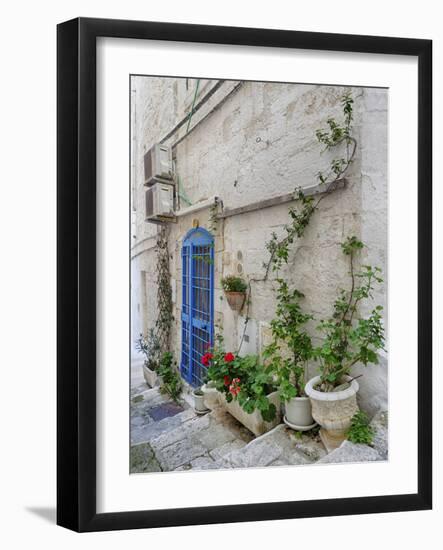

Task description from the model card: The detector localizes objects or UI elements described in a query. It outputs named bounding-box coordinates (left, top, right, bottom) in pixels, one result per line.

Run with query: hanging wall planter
left=221, top=275, right=247, bottom=312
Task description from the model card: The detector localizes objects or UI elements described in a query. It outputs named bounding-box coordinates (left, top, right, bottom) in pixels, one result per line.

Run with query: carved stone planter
left=143, top=363, right=160, bottom=388
left=218, top=390, right=281, bottom=436
left=305, top=375, right=359, bottom=451
left=225, top=291, right=246, bottom=311
left=201, top=382, right=219, bottom=410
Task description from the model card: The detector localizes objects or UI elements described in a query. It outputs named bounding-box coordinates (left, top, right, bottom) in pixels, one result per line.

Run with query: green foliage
left=135, top=329, right=161, bottom=371
left=158, top=352, right=182, bottom=402
left=263, top=92, right=356, bottom=279
left=206, top=335, right=277, bottom=421
left=263, top=280, right=313, bottom=401
left=221, top=275, right=247, bottom=293
left=346, top=411, right=374, bottom=445
left=314, top=237, right=385, bottom=392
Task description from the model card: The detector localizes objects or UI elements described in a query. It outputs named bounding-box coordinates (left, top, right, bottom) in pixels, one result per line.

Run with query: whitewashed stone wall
left=131, top=77, right=388, bottom=416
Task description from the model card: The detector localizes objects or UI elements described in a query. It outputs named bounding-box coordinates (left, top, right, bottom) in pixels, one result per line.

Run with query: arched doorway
left=180, top=227, right=214, bottom=387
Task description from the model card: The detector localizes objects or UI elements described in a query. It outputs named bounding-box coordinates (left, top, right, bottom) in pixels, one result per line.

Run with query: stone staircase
left=130, top=384, right=388, bottom=473
left=130, top=385, right=325, bottom=472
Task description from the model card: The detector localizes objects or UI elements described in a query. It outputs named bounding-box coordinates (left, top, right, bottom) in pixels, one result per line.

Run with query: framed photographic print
left=57, top=17, right=432, bottom=532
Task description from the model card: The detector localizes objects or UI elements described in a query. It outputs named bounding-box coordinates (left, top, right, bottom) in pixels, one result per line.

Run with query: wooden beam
left=217, top=178, right=346, bottom=219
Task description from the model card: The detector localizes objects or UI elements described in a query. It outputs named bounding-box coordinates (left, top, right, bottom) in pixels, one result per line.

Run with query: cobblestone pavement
left=130, top=362, right=388, bottom=473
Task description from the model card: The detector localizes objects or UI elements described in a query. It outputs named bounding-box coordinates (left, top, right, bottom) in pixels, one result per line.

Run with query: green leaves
left=346, top=411, right=374, bottom=445
left=158, top=352, right=182, bottom=402
left=221, top=275, right=247, bottom=293
left=315, top=237, right=385, bottom=391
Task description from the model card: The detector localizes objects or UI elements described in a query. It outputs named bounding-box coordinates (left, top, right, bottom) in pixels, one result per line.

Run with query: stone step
left=215, top=424, right=327, bottom=469
left=149, top=407, right=254, bottom=472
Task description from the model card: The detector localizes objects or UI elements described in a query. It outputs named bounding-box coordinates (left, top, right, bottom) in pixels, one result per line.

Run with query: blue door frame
left=180, top=228, right=214, bottom=387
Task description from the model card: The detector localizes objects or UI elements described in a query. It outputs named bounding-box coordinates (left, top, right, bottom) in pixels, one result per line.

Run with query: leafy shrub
left=263, top=280, right=313, bottom=401
left=221, top=276, right=247, bottom=293
left=158, top=352, right=182, bottom=402
left=135, top=329, right=161, bottom=371
left=314, top=237, right=385, bottom=392
left=205, top=335, right=277, bottom=421
left=346, top=411, right=374, bottom=445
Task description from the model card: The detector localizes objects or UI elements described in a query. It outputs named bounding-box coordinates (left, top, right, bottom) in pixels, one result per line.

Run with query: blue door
left=180, top=228, right=214, bottom=387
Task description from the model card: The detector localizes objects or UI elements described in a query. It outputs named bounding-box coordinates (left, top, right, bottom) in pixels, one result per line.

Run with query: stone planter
left=192, top=390, right=207, bottom=413
left=219, top=390, right=281, bottom=436
left=305, top=375, right=359, bottom=451
left=201, top=382, right=219, bottom=410
left=225, top=291, right=246, bottom=311
left=284, top=396, right=316, bottom=430
left=143, top=363, right=160, bottom=388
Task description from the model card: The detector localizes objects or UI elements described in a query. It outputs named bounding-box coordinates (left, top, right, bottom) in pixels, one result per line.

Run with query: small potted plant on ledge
left=205, top=335, right=280, bottom=436
left=192, top=386, right=209, bottom=414
left=221, top=275, right=247, bottom=311
left=264, top=280, right=316, bottom=431
left=135, top=329, right=161, bottom=388
left=305, top=237, right=385, bottom=451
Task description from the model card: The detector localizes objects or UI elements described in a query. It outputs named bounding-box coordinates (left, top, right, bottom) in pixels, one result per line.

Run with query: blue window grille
left=180, top=227, right=214, bottom=387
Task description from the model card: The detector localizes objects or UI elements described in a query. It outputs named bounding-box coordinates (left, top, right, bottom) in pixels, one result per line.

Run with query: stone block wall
left=130, top=77, right=388, bottom=415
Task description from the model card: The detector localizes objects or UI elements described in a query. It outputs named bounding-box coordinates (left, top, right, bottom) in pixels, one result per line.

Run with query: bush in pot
left=263, top=279, right=315, bottom=430
left=221, top=275, right=247, bottom=311
left=306, top=236, right=385, bottom=450
left=135, top=329, right=161, bottom=387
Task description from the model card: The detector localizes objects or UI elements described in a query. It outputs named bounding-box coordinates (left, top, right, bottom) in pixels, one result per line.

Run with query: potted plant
left=135, top=329, right=161, bottom=387
left=221, top=275, right=247, bottom=311
left=205, top=335, right=281, bottom=436
left=158, top=352, right=182, bottom=402
left=264, top=280, right=316, bottom=430
left=192, top=387, right=208, bottom=414
left=305, top=237, right=385, bottom=450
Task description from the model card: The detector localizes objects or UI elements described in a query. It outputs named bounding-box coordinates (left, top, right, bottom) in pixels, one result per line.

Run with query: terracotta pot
left=305, top=375, right=359, bottom=451
left=225, top=291, right=246, bottom=311
left=284, top=396, right=315, bottom=430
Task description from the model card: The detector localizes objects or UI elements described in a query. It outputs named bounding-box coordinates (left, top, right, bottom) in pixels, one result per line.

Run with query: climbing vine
left=156, top=225, right=173, bottom=354
left=238, top=92, right=357, bottom=353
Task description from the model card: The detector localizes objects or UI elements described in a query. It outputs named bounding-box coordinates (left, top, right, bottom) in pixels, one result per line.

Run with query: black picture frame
left=57, top=17, right=432, bottom=532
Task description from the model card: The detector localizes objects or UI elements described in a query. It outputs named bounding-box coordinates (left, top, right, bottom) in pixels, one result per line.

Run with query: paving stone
left=189, top=455, right=217, bottom=470
left=155, top=437, right=208, bottom=470
left=150, top=414, right=210, bottom=451
left=317, top=440, right=381, bottom=464
left=208, top=406, right=255, bottom=443
left=131, top=408, right=196, bottom=445
left=370, top=410, right=388, bottom=460
left=209, top=439, right=246, bottom=461
left=130, top=443, right=162, bottom=473
left=198, top=423, right=237, bottom=451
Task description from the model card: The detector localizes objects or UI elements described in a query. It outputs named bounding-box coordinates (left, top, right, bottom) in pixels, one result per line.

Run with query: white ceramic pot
left=192, top=391, right=207, bottom=412
left=219, top=390, right=281, bottom=436
left=284, top=396, right=315, bottom=429
left=305, top=375, right=359, bottom=450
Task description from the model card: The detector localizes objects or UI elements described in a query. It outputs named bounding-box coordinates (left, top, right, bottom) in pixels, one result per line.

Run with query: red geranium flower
left=223, top=375, right=231, bottom=386
left=201, top=352, right=213, bottom=366
left=224, top=352, right=235, bottom=363
left=229, top=378, right=241, bottom=397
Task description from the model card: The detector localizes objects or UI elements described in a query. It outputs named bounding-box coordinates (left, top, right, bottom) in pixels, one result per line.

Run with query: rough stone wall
left=131, top=77, right=388, bottom=415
